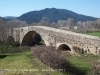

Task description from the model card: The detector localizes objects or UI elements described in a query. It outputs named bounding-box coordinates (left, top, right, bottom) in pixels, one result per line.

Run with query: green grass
left=66, top=54, right=100, bottom=75
left=86, top=32, right=100, bottom=37
left=68, top=56, right=92, bottom=75
left=0, top=50, right=33, bottom=75
left=0, top=47, right=100, bottom=75
left=0, top=45, right=14, bottom=53
left=39, top=40, right=45, bottom=45
left=0, top=49, right=66, bottom=75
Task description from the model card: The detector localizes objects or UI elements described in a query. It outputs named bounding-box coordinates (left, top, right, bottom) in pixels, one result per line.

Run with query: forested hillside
left=17, top=8, right=97, bottom=24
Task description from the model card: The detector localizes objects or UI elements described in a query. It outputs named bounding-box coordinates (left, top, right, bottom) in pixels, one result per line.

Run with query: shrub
left=31, top=45, right=88, bottom=75
left=31, top=45, right=70, bottom=70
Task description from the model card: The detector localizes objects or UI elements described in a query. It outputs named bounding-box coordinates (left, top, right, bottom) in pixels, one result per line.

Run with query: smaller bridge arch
left=56, top=43, right=72, bottom=51
left=58, top=44, right=71, bottom=51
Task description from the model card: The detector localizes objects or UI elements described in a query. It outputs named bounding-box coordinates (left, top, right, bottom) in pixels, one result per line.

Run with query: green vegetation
left=61, top=52, right=100, bottom=75
left=0, top=48, right=66, bottom=75
left=86, top=32, right=100, bottom=37
left=0, top=45, right=24, bottom=54
left=0, top=47, right=100, bottom=75
left=68, top=56, right=92, bottom=75
left=0, top=48, right=33, bottom=75
left=39, top=40, right=45, bottom=45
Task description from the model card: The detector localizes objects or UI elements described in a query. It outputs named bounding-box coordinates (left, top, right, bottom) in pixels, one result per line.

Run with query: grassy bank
left=0, top=47, right=100, bottom=75
left=0, top=49, right=33, bottom=75
left=0, top=48, right=66, bottom=75
left=86, top=32, right=100, bottom=37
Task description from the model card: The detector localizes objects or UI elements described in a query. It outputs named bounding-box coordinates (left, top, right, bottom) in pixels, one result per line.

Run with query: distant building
left=73, top=26, right=78, bottom=30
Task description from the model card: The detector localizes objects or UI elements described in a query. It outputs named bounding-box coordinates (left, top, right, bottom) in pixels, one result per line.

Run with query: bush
left=31, top=45, right=70, bottom=70
left=31, top=45, right=89, bottom=75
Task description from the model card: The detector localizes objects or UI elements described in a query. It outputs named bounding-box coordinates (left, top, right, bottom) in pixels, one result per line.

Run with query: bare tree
left=0, top=18, right=8, bottom=53
left=38, top=18, right=49, bottom=26
left=66, top=18, right=75, bottom=29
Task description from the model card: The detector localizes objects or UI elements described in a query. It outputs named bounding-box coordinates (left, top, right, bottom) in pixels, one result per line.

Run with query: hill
left=0, top=17, right=6, bottom=22
left=0, top=17, right=4, bottom=20
left=17, top=8, right=97, bottom=24
left=4, top=16, right=16, bottom=19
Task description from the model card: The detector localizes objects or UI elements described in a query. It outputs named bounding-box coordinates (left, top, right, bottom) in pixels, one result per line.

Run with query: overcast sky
left=0, top=0, right=99, bottom=18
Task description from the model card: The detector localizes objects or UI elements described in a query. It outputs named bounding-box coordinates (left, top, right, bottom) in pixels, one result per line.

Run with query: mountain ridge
left=3, top=8, right=98, bottom=24
left=4, top=16, right=17, bottom=19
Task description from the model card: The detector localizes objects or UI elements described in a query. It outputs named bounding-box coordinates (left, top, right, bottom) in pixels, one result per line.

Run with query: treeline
left=0, top=18, right=26, bottom=53
left=0, top=17, right=100, bottom=40
left=30, top=17, right=100, bottom=33
left=56, top=18, right=100, bottom=33
left=0, top=17, right=28, bottom=42
left=1, top=17, right=100, bottom=36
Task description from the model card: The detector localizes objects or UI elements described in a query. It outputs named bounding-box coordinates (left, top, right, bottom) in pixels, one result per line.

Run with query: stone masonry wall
left=13, top=26, right=100, bottom=55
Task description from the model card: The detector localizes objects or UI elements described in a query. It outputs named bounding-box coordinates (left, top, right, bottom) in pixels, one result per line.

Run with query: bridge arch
left=21, top=31, right=45, bottom=46
left=6, top=36, right=20, bottom=47
left=6, top=36, right=15, bottom=46
left=57, top=43, right=71, bottom=51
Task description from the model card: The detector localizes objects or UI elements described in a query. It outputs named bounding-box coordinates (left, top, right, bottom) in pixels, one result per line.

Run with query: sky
left=0, top=0, right=100, bottom=18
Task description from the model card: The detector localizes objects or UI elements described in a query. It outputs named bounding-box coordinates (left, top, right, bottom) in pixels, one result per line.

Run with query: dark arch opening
left=6, top=36, right=20, bottom=47
left=58, top=44, right=71, bottom=51
left=21, top=31, right=44, bottom=46
left=6, top=36, right=15, bottom=47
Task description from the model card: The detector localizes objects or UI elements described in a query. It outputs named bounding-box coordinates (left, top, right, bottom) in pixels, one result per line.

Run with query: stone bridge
left=7, top=26, right=100, bottom=55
